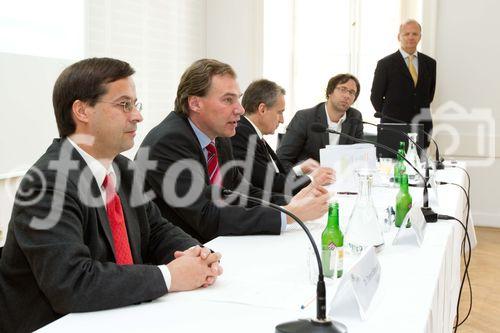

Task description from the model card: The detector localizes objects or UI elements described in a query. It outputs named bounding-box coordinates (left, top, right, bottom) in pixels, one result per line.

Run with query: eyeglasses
left=98, top=100, right=143, bottom=113
left=335, top=86, right=357, bottom=97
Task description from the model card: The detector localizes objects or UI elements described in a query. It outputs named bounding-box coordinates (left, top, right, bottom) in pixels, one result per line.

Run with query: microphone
left=373, top=112, right=445, bottom=169
left=215, top=187, right=347, bottom=333
left=351, top=118, right=429, bottom=162
left=354, top=118, right=431, bottom=178
left=311, top=123, right=437, bottom=223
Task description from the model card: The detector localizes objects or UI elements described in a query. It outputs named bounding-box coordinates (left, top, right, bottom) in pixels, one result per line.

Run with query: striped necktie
left=206, top=141, right=222, bottom=186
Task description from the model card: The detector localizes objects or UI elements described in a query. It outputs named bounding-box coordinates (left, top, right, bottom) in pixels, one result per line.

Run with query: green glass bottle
left=321, top=202, right=344, bottom=278
left=395, top=173, right=412, bottom=228
left=393, top=148, right=406, bottom=184
left=399, top=140, right=406, bottom=153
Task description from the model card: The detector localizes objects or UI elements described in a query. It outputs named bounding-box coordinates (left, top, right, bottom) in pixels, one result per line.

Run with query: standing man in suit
left=370, top=19, right=436, bottom=147
left=138, top=59, right=330, bottom=243
left=0, top=58, right=222, bottom=333
left=277, top=74, right=364, bottom=171
left=231, top=79, right=335, bottom=195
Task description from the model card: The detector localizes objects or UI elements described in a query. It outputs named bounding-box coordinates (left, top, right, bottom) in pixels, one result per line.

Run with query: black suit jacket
left=230, top=116, right=310, bottom=195
left=138, top=112, right=284, bottom=244
left=0, top=138, right=199, bottom=333
left=370, top=50, right=436, bottom=135
left=276, top=102, right=364, bottom=171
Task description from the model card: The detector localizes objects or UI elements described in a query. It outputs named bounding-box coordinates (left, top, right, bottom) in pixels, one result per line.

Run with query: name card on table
left=392, top=206, right=427, bottom=247
left=329, top=246, right=381, bottom=320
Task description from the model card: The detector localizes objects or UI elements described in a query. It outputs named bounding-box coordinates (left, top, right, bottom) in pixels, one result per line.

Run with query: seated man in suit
left=0, top=58, right=222, bottom=333
left=277, top=74, right=364, bottom=171
left=138, top=59, right=330, bottom=243
left=231, top=79, right=335, bottom=195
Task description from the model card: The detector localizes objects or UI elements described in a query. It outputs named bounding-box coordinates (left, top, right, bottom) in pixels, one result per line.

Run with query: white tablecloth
left=38, top=163, right=474, bottom=333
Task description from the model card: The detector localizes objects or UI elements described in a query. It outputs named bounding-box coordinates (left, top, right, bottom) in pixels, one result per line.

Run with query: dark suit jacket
left=230, top=116, right=310, bottom=195
left=0, top=138, right=199, bottom=333
left=370, top=50, right=436, bottom=136
left=138, top=112, right=284, bottom=244
left=276, top=102, right=364, bottom=171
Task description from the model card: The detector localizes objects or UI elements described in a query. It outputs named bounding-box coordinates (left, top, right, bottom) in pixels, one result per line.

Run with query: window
left=263, top=0, right=420, bottom=140
left=0, top=0, right=84, bottom=59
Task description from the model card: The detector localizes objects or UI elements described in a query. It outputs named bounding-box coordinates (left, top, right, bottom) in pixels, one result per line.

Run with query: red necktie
left=103, top=174, right=133, bottom=265
left=206, top=142, right=222, bottom=186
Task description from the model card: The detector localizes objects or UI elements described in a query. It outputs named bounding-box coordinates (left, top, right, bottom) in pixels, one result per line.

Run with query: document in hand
left=320, top=143, right=377, bottom=193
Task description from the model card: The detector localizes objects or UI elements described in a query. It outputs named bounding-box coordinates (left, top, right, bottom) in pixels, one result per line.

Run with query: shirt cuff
left=158, top=265, right=172, bottom=291
left=280, top=212, right=288, bottom=232
left=293, top=165, right=304, bottom=176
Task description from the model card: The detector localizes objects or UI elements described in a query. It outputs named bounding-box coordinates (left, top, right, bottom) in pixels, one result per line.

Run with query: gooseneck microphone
left=216, top=188, right=347, bottom=333
left=357, top=119, right=428, bottom=161
left=353, top=118, right=433, bottom=182
left=373, top=112, right=444, bottom=169
left=311, top=123, right=437, bottom=223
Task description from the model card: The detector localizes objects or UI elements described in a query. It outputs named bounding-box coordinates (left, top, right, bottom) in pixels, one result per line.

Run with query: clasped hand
left=167, top=245, right=223, bottom=292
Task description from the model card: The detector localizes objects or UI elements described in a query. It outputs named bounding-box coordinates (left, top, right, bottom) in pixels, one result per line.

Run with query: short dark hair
left=325, top=73, right=360, bottom=102
left=52, top=57, right=135, bottom=137
left=242, top=79, right=286, bottom=115
left=174, top=59, right=236, bottom=116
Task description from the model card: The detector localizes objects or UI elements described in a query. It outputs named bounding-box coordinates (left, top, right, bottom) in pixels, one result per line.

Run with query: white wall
left=433, top=0, right=500, bottom=227
left=1, top=0, right=499, bottom=245
left=0, top=0, right=208, bottom=245
left=206, top=0, right=264, bottom=91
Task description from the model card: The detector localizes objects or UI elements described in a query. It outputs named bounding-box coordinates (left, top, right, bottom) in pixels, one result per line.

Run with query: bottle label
left=323, top=243, right=343, bottom=278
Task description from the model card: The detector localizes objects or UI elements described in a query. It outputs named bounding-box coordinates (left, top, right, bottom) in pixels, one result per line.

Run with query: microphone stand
left=219, top=188, right=347, bottom=333
left=373, top=112, right=445, bottom=170
left=359, top=120, right=432, bottom=180
left=314, top=126, right=437, bottom=222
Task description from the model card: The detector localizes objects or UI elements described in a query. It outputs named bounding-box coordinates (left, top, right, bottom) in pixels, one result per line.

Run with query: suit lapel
left=181, top=115, right=210, bottom=184
left=95, top=200, right=117, bottom=259
left=117, top=186, right=141, bottom=264
left=241, top=117, right=285, bottom=174
left=263, top=140, right=286, bottom=173
left=76, top=162, right=116, bottom=259
left=316, top=102, right=329, bottom=148
left=339, top=112, right=351, bottom=145
left=395, top=51, right=414, bottom=83
left=416, top=52, right=427, bottom=88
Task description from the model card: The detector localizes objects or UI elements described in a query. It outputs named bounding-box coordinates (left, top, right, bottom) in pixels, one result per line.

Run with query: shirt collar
left=399, top=48, right=418, bottom=59
left=67, top=136, right=116, bottom=189
left=325, top=103, right=347, bottom=126
left=244, top=116, right=264, bottom=139
left=188, top=118, right=213, bottom=149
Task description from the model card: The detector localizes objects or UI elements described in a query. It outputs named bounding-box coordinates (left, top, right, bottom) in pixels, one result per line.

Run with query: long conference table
left=38, top=162, right=476, bottom=333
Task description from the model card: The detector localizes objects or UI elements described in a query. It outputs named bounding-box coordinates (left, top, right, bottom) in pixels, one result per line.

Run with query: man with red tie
left=0, top=57, right=222, bottom=333
left=138, top=59, right=330, bottom=243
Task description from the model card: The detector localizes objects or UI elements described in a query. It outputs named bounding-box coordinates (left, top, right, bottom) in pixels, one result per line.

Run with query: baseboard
left=472, top=211, right=500, bottom=228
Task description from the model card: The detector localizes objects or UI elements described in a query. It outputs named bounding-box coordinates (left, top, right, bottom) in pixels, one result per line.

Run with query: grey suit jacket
left=0, top=138, right=198, bottom=333
left=138, top=111, right=284, bottom=244
left=277, top=102, right=364, bottom=171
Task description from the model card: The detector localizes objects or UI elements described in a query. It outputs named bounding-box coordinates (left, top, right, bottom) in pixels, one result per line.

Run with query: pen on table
left=300, top=294, right=316, bottom=309
left=336, top=191, right=358, bottom=195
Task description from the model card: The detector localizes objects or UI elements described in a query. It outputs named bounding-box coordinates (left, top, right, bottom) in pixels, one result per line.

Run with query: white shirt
left=399, top=48, right=419, bottom=72
left=245, top=116, right=280, bottom=173
left=67, top=137, right=172, bottom=290
left=325, top=104, right=347, bottom=145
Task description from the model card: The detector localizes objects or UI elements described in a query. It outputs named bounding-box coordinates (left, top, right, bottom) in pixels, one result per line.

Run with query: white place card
left=329, top=246, right=381, bottom=320
left=392, top=206, right=427, bottom=247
